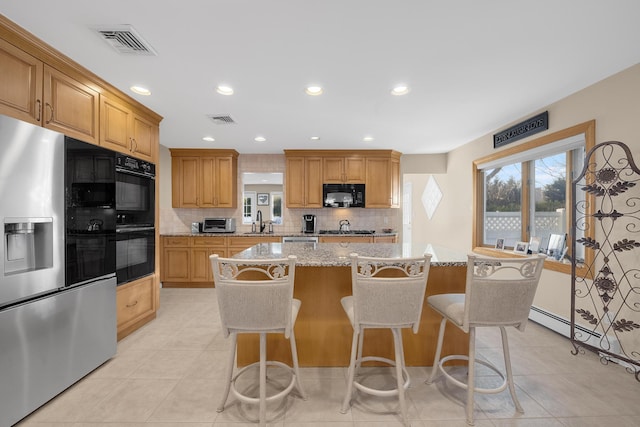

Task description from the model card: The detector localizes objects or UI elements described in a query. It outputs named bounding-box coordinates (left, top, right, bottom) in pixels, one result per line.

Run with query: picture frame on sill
left=495, top=238, right=505, bottom=250
left=513, top=241, right=529, bottom=254
left=529, top=236, right=541, bottom=254
left=257, top=193, right=269, bottom=206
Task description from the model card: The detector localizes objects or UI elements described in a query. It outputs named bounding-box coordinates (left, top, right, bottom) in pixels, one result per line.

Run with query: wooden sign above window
left=493, top=111, right=549, bottom=149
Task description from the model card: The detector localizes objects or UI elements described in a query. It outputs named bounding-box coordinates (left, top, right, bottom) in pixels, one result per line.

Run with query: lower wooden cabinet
left=161, top=235, right=281, bottom=287
left=116, top=275, right=156, bottom=340
left=373, top=235, right=398, bottom=243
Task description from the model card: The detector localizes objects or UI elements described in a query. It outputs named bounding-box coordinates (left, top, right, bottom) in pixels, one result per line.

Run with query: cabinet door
left=172, top=157, right=200, bottom=208
left=215, top=156, right=237, bottom=207
left=365, top=157, right=392, bottom=208
left=116, top=276, right=155, bottom=337
left=286, top=157, right=306, bottom=208
left=345, top=157, right=366, bottom=183
left=191, top=248, right=213, bottom=282
left=0, top=38, right=43, bottom=125
left=100, top=94, right=131, bottom=153
left=43, top=65, right=99, bottom=144
left=162, top=247, right=190, bottom=281
left=199, top=157, right=216, bottom=207
left=322, top=157, right=345, bottom=183
left=305, top=157, right=324, bottom=207
left=131, top=113, right=155, bottom=162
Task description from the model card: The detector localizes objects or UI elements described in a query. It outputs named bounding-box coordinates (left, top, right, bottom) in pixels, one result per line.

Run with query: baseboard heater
left=529, top=305, right=630, bottom=369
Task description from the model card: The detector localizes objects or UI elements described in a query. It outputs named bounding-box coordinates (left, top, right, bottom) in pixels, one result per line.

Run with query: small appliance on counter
left=302, top=214, right=317, bottom=233
left=202, top=217, right=236, bottom=233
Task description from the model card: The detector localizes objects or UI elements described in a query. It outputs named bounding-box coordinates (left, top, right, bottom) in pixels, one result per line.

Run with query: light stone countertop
left=229, top=242, right=468, bottom=267
left=161, top=231, right=397, bottom=238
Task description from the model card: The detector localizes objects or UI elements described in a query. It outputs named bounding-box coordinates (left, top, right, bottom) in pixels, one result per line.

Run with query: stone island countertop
left=230, top=242, right=468, bottom=267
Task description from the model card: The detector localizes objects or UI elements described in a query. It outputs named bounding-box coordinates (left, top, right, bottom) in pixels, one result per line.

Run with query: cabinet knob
left=126, top=300, right=139, bottom=308
left=36, top=99, right=41, bottom=122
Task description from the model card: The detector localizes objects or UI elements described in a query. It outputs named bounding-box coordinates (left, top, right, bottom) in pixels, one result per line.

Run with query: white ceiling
left=2, top=1, right=639, bottom=154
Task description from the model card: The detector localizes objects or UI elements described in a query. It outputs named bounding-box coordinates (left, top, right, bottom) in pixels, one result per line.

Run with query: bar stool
left=426, top=254, right=545, bottom=425
left=340, top=253, right=431, bottom=427
left=210, top=254, right=307, bottom=427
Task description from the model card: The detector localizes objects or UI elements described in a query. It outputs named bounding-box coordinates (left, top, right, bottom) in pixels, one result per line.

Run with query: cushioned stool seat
left=426, top=254, right=545, bottom=426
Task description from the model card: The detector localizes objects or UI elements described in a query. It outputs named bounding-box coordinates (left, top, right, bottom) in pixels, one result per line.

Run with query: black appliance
left=323, top=183, right=365, bottom=208
left=115, top=153, right=156, bottom=285
left=65, top=137, right=117, bottom=285
left=302, top=214, right=316, bottom=233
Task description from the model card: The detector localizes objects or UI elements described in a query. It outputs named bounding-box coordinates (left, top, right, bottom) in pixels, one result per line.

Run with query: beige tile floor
left=17, top=287, right=640, bottom=427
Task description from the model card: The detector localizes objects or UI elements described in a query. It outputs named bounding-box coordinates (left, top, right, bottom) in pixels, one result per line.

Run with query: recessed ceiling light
left=391, top=85, right=409, bottom=96
left=216, top=85, right=234, bottom=95
left=130, top=85, right=151, bottom=96
left=310, top=136, right=320, bottom=141
left=305, top=85, right=323, bottom=96
left=363, top=136, right=374, bottom=142
left=202, top=136, right=215, bottom=142
left=254, top=136, right=266, bottom=142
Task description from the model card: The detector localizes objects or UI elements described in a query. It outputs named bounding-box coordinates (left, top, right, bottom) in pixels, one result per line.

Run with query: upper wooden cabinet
left=0, top=40, right=99, bottom=143
left=322, top=156, right=365, bottom=183
left=100, top=93, right=157, bottom=162
left=284, top=155, right=323, bottom=208
left=170, top=149, right=239, bottom=208
left=286, top=149, right=401, bottom=209
left=0, top=38, right=43, bottom=125
left=366, top=154, right=401, bottom=208
left=43, top=65, right=99, bottom=144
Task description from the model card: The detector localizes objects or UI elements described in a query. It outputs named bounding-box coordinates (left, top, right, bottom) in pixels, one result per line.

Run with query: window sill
left=473, top=246, right=590, bottom=278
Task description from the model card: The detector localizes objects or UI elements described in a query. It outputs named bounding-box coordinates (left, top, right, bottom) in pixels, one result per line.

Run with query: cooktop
left=318, top=229, right=375, bottom=235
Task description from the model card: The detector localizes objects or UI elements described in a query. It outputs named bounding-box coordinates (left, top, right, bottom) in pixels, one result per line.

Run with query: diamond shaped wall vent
left=93, top=25, right=157, bottom=55
left=208, top=115, right=236, bottom=125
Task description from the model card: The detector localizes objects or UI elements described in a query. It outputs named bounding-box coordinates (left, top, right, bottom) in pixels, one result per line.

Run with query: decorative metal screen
left=571, top=141, right=640, bottom=381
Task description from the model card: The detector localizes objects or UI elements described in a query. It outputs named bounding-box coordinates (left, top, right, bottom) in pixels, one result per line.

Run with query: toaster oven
left=202, top=218, right=236, bottom=233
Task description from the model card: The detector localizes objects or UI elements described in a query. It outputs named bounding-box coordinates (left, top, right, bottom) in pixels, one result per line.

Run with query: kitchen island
left=232, top=242, right=469, bottom=367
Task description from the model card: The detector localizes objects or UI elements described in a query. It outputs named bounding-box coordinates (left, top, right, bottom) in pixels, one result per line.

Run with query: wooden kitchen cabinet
left=100, top=93, right=157, bottom=162
left=116, top=275, right=156, bottom=340
left=323, top=156, right=366, bottom=183
left=190, top=236, right=227, bottom=283
left=170, top=149, right=239, bottom=208
left=365, top=154, right=401, bottom=208
left=161, top=237, right=190, bottom=283
left=0, top=38, right=43, bottom=125
left=43, top=65, right=99, bottom=144
left=0, top=41, right=99, bottom=143
left=374, top=235, right=397, bottom=243
left=284, top=155, right=323, bottom=208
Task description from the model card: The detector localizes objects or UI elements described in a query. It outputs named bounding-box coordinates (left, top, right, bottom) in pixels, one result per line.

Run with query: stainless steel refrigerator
left=0, top=114, right=117, bottom=427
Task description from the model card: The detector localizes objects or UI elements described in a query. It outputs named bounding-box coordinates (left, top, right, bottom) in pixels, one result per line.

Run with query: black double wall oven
left=115, top=153, right=156, bottom=285
left=65, top=139, right=155, bottom=286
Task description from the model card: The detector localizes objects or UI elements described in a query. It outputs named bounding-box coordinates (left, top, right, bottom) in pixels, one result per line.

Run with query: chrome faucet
left=257, top=209, right=265, bottom=233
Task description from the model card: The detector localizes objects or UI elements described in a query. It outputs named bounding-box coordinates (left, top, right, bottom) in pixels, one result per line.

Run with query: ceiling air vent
left=208, top=114, right=236, bottom=125
left=93, top=25, right=157, bottom=56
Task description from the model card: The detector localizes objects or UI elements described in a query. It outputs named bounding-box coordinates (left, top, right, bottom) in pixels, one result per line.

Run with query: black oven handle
left=116, top=226, right=155, bottom=233
left=116, top=167, right=156, bottom=179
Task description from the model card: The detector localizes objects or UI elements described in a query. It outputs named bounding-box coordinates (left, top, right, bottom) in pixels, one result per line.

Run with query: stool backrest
left=350, top=253, right=431, bottom=333
left=210, top=254, right=297, bottom=338
left=464, top=254, right=545, bottom=331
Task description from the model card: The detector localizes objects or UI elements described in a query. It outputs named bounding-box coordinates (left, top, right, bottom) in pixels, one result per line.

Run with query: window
left=270, top=192, right=283, bottom=224
left=473, top=121, right=595, bottom=275
left=243, top=191, right=256, bottom=224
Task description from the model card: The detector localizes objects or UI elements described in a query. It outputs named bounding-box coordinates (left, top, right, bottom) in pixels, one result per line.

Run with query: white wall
left=404, top=63, right=640, bottom=320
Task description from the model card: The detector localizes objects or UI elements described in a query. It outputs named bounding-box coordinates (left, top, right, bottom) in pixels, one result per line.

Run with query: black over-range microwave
left=322, top=183, right=365, bottom=208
